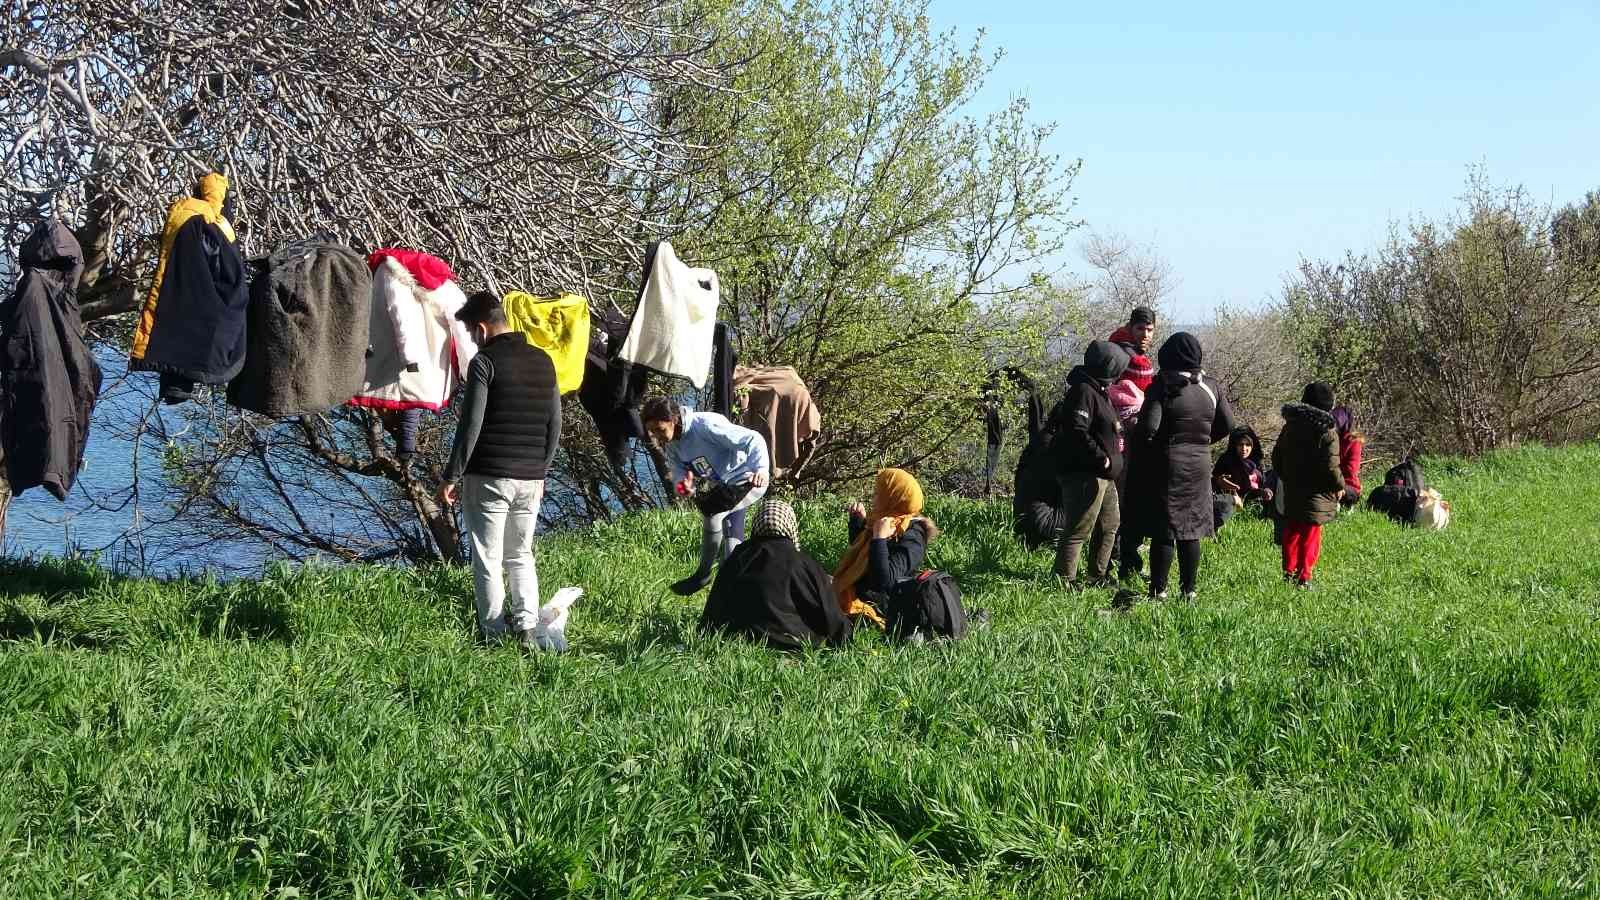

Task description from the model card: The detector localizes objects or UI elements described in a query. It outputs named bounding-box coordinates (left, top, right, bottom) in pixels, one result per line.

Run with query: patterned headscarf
left=751, top=499, right=801, bottom=546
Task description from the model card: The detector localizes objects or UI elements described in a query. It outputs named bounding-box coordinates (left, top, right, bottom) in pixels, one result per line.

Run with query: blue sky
left=929, top=0, right=1600, bottom=319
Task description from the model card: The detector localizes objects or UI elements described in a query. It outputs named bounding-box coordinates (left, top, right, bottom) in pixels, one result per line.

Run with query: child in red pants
left=1271, top=383, right=1346, bottom=587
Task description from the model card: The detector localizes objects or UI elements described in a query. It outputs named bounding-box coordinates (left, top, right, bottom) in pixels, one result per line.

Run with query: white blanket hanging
left=618, top=242, right=719, bottom=388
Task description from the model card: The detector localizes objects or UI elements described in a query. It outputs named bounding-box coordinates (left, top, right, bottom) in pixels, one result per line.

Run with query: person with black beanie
left=1118, top=332, right=1235, bottom=604
left=1051, top=340, right=1131, bottom=585
left=1271, top=382, right=1345, bottom=588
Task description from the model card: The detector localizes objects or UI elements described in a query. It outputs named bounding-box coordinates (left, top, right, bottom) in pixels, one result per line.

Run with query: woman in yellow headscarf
left=832, top=468, right=939, bottom=626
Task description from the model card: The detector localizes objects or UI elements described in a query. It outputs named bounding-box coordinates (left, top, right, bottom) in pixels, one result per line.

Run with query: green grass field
left=2, top=445, right=1598, bottom=898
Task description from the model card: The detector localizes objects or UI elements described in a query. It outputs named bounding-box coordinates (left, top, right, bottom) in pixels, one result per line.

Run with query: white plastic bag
left=529, top=587, right=582, bottom=652
left=1414, top=489, right=1451, bottom=530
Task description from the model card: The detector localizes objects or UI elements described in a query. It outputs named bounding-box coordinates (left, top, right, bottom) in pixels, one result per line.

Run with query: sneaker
left=1150, top=590, right=1169, bottom=602
left=1181, top=591, right=1198, bottom=603
left=1083, top=574, right=1118, bottom=590
left=1296, top=579, right=1313, bottom=591
left=670, top=571, right=713, bottom=596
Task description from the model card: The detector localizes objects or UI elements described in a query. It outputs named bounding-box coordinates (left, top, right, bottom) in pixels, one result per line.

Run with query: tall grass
left=2, top=445, right=1597, bottom=898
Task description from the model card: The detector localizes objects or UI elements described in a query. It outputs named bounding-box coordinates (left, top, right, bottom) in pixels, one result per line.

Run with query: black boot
left=671, top=570, right=714, bottom=596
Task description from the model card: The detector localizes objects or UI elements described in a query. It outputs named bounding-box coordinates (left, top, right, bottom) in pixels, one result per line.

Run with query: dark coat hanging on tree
left=0, top=220, right=102, bottom=500
left=579, top=307, right=648, bottom=470
left=227, top=237, right=372, bottom=418
left=129, top=215, right=250, bottom=400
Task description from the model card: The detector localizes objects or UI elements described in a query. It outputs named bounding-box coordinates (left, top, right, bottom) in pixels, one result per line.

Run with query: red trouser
left=1282, top=521, right=1323, bottom=582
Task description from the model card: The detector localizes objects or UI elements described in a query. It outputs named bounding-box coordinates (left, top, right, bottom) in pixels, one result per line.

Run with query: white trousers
left=462, top=475, right=545, bottom=636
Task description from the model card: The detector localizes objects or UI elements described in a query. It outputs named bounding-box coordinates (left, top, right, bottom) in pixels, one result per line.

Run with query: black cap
left=1302, top=381, right=1336, bottom=412
left=1129, top=306, right=1156, bottom=326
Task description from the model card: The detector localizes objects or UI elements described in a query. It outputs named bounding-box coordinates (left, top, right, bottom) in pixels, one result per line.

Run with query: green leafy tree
left=1283, top=175, right=1600, bottom=455
left=657, top=0, right=1081, bottom=491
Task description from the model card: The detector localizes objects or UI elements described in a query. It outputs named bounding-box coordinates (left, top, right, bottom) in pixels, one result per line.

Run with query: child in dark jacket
left=1211, top=426, right=1272, bottom=531
left=1272, top=383, right=1346, bottom=587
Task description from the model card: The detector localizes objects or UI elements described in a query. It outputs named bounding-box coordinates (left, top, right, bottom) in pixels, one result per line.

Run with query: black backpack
left=885, top=571, right=969, bottom=642
left=1367, top=484, right=1419, bottom=524
left=1383, top=457, right=1426, bottom=492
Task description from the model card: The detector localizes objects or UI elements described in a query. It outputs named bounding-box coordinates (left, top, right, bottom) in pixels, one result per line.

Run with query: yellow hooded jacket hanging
left=131, top=173, right=236, bottom=361
left=502, top=291, right=590, bottom=394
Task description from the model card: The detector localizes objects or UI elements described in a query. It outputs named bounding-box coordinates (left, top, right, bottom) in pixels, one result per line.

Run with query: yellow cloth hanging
left=502, top=291, right=591, bottom=394
left=131, top=173, right=237, bottom=360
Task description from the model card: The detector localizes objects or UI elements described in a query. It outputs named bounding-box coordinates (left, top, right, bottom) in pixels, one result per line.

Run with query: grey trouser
left=1054, top=474, right=1120, bottom=582
left=463, top=475, right=545, bottom=636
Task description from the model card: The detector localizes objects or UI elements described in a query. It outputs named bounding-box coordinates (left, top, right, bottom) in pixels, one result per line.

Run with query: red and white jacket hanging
left=350, top=249, right=475, bottom=411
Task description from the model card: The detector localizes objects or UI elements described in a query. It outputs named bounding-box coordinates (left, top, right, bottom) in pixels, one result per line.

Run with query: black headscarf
left=1156, top=332, right=1205, bottom=394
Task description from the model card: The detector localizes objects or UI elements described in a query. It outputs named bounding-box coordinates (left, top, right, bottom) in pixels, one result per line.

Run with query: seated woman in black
left=833, top=468, right=939, bottom=627
left=699, top=500, right=852, bottom=650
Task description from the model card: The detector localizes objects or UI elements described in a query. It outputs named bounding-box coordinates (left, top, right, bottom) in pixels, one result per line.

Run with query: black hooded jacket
left=1053, top=340, right=1130, bottom=481
left=130, top=215, right=249, bottom=385
left=0, top=220, right=103, bottom=500
left=578, top=308, right=648, bottom=470
left=1123, top=332, right=1235, bottom=540
left=1212, top=425, right=1266, bottom=499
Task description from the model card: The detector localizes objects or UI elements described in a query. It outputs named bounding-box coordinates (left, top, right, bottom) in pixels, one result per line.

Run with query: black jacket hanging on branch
left=228, top=237, right=372, bottom=418
left=711, top=322, right=737, bottom=416
left=0, top=220, right=103, bottom=500
left=578, top=307, right=648, bottom=471
left=130, top=215, right=250, bottom=403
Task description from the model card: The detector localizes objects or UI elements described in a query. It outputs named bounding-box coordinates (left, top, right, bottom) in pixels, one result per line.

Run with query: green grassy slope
left=2, top=445, right=1598, bottom=898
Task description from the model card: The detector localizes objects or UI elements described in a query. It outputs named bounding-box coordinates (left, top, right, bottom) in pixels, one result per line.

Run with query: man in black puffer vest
left=1051, top=339, right=1130, bottom=586
left=439, top=291, right=562, bottom=647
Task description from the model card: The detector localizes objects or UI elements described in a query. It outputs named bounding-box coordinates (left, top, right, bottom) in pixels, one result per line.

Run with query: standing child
left=1333, top=406, right=1364, bottom=509
left=1271, top=383, right=1345, bottom=588
left=641, top=396, right=770, bottom=596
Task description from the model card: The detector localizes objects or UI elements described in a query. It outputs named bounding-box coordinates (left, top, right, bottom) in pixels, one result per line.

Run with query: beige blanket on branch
left=734, top=366, right=822, bottom=478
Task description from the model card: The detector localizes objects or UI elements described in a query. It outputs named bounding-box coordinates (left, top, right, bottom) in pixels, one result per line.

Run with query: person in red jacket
left=1332, top=406, right=1364, bottom=508
left=1108, top=306, right=1157, bottom=393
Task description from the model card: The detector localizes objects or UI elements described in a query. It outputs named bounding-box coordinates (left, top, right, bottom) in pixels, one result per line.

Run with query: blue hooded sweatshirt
left=667, top=409, right=770, bottom=485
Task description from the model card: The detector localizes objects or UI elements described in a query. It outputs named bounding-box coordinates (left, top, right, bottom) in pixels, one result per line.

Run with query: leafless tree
left=1079, top=231, right=1176, bottom=337
left=2, top=0, right=727, bottom=562
left=1193, top=304, right=1302, bottom=444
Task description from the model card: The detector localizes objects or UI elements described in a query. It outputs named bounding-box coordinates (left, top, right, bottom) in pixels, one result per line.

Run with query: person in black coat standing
left=1119, top=332, right=1234, bottom=602
left=1051, top=340, right=1130, bottom=585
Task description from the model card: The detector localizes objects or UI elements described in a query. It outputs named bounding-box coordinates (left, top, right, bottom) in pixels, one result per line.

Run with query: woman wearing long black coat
left=1119, top=333, right=1234, bottom=601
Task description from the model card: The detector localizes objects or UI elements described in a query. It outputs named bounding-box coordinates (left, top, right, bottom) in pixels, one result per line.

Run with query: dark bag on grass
left=693, top=479, right=754, bottom=516
left=885, top=571, right=969, bottom=642
left=1367, top=484, right=1419, bottom=524
left=1383, top=458, right=1426, bottom=492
